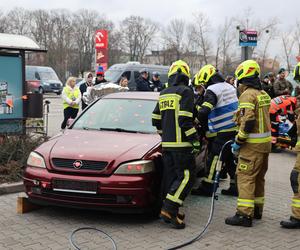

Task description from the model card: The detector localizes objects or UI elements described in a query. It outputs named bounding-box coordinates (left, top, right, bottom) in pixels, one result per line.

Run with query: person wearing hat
left=273, top=68, right=293, bottom=97
left=136, top=68, right=152, bottom=91
left=79, top=72, right=94, bottom=110
left=150, top=71, right=163, bottom=92
left=95, top=66, right=107, bottom=86
left=261, top=74, right=274, bottom=98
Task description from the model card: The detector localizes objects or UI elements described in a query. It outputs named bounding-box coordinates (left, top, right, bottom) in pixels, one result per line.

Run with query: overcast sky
left=2, top=0, right=299, bottom=65
left=2, top=0, right=298, bottom=28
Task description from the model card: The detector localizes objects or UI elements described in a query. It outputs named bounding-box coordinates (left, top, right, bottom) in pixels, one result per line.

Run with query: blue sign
left=239, top=30, right=258, bottom=47
left=0, top=55, right=24, bottom=134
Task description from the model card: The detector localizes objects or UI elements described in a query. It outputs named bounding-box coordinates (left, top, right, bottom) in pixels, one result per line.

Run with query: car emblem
left=73, top=160, right=83, bottom=169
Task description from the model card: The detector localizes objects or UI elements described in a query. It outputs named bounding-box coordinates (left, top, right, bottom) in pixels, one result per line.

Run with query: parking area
left=0, top=150, right=299, bottom=250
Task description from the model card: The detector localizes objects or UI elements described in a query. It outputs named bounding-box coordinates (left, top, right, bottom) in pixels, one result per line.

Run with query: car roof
left=109, top=63, right=169, bottom=72
left=102, top=91, right=159, bottom=100
left=26, top=65, right=54, bottom=71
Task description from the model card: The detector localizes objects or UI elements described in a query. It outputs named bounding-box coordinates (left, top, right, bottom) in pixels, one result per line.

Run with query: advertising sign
left=0, top=55, right=24, bottom=134
left=95, top=29, right=108, bottom=72
left=239, top=30, right=257, bottom=47
left=95, top=30, right=108, bottom=49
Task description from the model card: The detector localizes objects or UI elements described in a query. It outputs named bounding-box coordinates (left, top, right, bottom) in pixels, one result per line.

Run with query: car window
left=134, top=71, right=140, bottom=80
left=105, top=70, right=123, bottom=83
left=25, top=68, right=35, bottom=80
left=39, top=71, right=60, bottom=81
left=121, top=71, right=131, bottom=81
left=73, top=98, right=157, bottom=133
left=35, top=72, right=41, bottom=80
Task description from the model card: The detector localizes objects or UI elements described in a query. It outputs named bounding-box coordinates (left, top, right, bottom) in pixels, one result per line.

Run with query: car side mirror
left=35, top=72, right=41, bottom=80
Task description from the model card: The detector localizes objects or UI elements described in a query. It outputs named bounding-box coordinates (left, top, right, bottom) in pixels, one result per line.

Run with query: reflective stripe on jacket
left=152, top=84, right=197, bottom=150
left=236, top=88, right=272, bottom=152
left=206, top=82, right=238, bottom=133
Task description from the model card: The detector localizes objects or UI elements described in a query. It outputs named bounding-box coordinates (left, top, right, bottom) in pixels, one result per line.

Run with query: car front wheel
left=38, top=87, right=44, bottom=94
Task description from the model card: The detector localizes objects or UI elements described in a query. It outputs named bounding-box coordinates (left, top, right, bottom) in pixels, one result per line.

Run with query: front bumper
left=24, top=166, right=159, bottom=212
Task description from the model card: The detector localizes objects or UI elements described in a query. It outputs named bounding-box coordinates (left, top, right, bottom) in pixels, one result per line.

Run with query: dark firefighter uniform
left=191, top=64, right=238, bottom=197
left=152, top=60, right=199, bottom=229
left=225, top=60, right=272, bottom=227
left=281, top=61, right=300, bottom=228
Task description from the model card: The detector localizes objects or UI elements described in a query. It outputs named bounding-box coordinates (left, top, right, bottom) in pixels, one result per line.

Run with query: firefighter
left=152, top=60, right=200, bottom=229
left=270, top=95, right=297, bottom=152
left=225, top=60, right=272, bottom=227
left=191, top=65, right=238, bottom=197
left=280, top=62, right=300, bottom=228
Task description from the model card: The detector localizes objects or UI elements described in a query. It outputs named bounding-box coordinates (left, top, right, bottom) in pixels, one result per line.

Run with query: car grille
left=50, top=83, right=61, bottom=88
left=41, top=189, right=119, bottom=204
left=52, top=158, right=108, bottom=171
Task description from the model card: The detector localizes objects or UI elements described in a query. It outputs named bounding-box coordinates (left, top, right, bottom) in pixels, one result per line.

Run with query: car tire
left=38, top=87, right=44, bottom=94
left=56, top=91, right=61, bottom=95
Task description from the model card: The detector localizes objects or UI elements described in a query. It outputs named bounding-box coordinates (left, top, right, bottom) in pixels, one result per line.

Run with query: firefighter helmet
left=197, top=64, right=217, bottom=85
left=168, top=60, right=190, bottom=78
left=235, top=60, right=260, bottom=80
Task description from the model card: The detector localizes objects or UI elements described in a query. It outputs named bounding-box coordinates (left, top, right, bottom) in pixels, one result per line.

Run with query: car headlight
left=43, top=82, right=50, bottom=86
left=115, top=160, right=154, bottom=175
left=27, top=152, right=46, bottom=168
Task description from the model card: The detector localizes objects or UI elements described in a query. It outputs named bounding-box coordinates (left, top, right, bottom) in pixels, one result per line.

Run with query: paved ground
left=2, top=95, right=298, bottom=249
left=0, top=150, right=299, bottom=250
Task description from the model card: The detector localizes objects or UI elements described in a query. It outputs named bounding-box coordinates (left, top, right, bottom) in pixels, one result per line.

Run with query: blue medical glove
left=231, top=142, right=241, bottom=156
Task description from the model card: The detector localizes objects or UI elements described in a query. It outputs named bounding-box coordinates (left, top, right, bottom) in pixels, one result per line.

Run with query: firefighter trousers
left=236, top=146, right=269, bottom=217
left=290, top=152, right=300, bottom=219
left=161, top=149, right=195, bottom=214
left=202, top=132, right=236, bottom=187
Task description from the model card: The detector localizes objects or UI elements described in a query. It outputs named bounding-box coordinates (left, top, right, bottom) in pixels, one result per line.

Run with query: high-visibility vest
left=63, top=86, right=80, bottom=109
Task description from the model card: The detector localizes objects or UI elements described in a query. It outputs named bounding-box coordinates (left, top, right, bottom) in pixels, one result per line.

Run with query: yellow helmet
left=293, top=62, right=300, bottom=80
left=197, top=64, right=216, bottom=85
left=193, top=72, right=205, bottom=87
left=235, top=60, right=260, bottom=80
left=168, top=60, right=190, bottom=78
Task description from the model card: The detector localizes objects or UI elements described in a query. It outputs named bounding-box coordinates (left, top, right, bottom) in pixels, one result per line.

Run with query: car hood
left=46, top=129, right=160, bottom=168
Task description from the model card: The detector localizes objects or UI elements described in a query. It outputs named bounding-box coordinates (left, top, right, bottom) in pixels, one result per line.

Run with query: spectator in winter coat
left=136, top=68, right=152, bottom=91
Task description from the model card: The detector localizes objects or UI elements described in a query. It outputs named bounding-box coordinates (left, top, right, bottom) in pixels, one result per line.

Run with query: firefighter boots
left=221, top=184, right=238, bottom=196
left=225, top=213, right=252, bottom=227
left=280, top=216, right=300, bottom=229
left=160, top=209, right=186, bottom=229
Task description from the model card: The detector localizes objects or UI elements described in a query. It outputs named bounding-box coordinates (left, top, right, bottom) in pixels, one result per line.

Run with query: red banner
left=95, top=30, right=108, bottom=49
left=95, top=30, right=108, bottom=72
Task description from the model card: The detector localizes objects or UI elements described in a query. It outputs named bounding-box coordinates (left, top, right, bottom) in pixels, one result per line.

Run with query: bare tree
left=121, top=15, right=158, bottom=62
left=0, top=11, right=8, bottom=33
left=163, top=19, right=186, bottom=60
left=6, top=7, right=32, bottom=35
left=281, top=31, right=295, bottom=72
left=30, top=9, right=54, bottom=50
left=294, top=20, right=300, bottom=56
left=189, top=12, right=211, bottom=65
left=215, top=18, right=235, bottom=74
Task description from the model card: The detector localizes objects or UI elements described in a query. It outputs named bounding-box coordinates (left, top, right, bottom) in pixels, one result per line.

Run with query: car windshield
left=39, top=71, right=60, bottom=81
left=105, top=70, right=123, bottom=82
left=72, top=98, right=157, bottom=134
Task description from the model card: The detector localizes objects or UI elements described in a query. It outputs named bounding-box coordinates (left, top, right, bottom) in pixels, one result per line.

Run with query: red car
left=26, top=80, right=41, bottom=93
left=24, top=92, right=163, bottom=213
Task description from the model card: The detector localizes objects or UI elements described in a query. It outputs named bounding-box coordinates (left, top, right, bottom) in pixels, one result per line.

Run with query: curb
left=0, top=182, right=24, bottom=195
